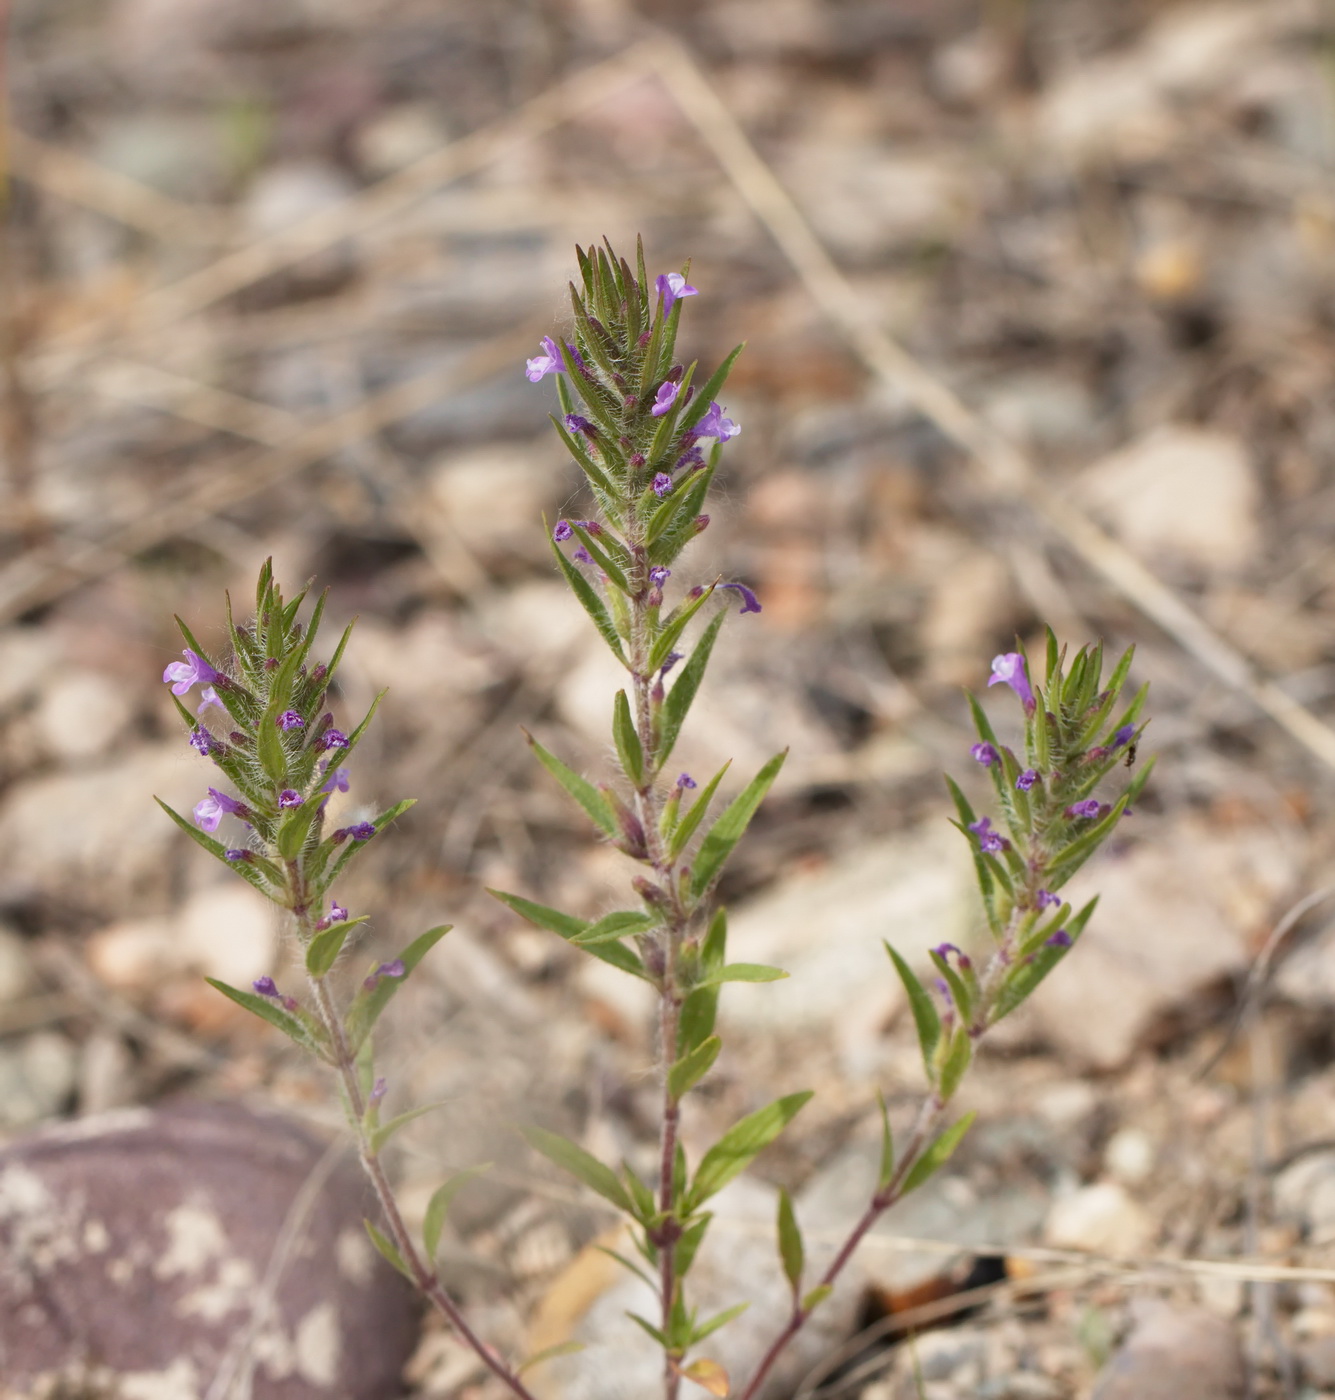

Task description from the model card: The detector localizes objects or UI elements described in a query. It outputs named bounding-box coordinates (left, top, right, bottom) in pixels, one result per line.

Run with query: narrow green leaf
left=695, top=963, right=788, bottom=989
left=517, top=1341, right=585, bottom=1376
left=571, top=910, right=659, bottom=946
left=581, top=938, right=651, bottom=981
left=488, top=888, right=588, bottom=940
left=668, top=761, right=730, bottom=861
left=570, top=522, right=632, bottom=594
left=370, top=1101, right=447, bottom=1155
left=205, top=977, right=326, bottom=1059
left=620, top=1163, right=657, bottom=1224
left=525, top=732, right=618, bottom=836
left=521, top=1126, right=634, bottom=1213
left=688, top=1091, right=813, bottom=1209
left=690, top=750, right=787, bottom=899
left=936, top=1029, right=973, bottom=1100
left=658, top=611, right=725, bottom=769
left=647, top=579, right=718, bottom=677
left=305, top=916, right=370, bottom=977
left=595, top=1244, right=657, bottom=1290
left=668, top=1034, right=722, bottom=1100
left=154, top=798, right=276, bottom=896
left=883, top=942, right=941, bottom=1077
left=692, top=1301, right=749, bottom=1344
left=625, top=1312, right=667, bottom=1347
left=675, top=344, right=745, bottom=436
left=346, top=925, right=450, bottom=1052
left=277, top=794, right=322, bottom=860
left=551, top=534, right=628, bottom=664
left=802, top=1284, right=833, bottom=1312
left=674, top=1211, right=712, bottom=1278
left=900, top=1112, right=976, bottom=1196
left=364, top=1219, right=413, bottom=1280
left=876, top=1090, right=894, bottom=1190
left=776, top=1187, right=803, bottom=1291
left=257, top=711, right=288, bottom=783
left=612, top=690, right=645, bottom=786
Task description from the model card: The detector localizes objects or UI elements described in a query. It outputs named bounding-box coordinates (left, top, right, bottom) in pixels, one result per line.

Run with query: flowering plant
left=159, top=240, right=1150, bottom=1400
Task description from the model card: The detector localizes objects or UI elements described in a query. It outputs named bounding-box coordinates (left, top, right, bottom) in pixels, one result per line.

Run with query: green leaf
left=691, top=1302, right=749, bottom=1345
left=936, top=1029, right=973, bottom=1100
left=364, top=1218, right=413, bottom=1280
left=571, top=910, right=660, bottom=946
left=900, top=1112, right=976, bottom=1196
left=257, top=708, right=289, bottom=784
left=422, top=1164, right=491, bottom=1261
left=626, top=1312, right=667, bottom=1347
left=346, top=925, right=451, bottom=1052
left=658, top=611, right=726, bottom=768
left=668, top=1034, right=722, bottom=1100
left=305, top=916, right=370, bottom=977
left=521, top=1126, right=634, bottom=1213
left=695, top=962, right=788, bottom=989
left=688, top=1091, right=813, bottom=1210
left=991, top=897, right=1097, bottom=1022
left=883, top=942, right=941, bottom=1078
left=205, top=977, right=327, bottom=1059
left=370, top=1101, right=448, bottom=1155
left=675, top=344, right=745, bottom=436
left=277, top=794, right=323, bottom=860
left=550, top=532, right=628, bottom=665
left=801, top=1284, right=833, bottom=1312
left=596, top=1243, right=657, bottom=1290
left=517, top=1341, right=585, bottom=1377
left=668, top=761, right=730, bottom=862
left=525, top=732, right=618, bottom=837
left=154, top=798, right=276, bottom=897
left=488, top=888, right=588, bottom=940
left=776, top=1187, right=803, bottom=1292
left=620, top=1163, right=657, bottom=1225
left=646, top=579, right=717, bottom=676
left=570, top=522, right=632, bottom=594
left=674, top=1211, right=712, bottom=1278
left=690, top=750, right=787, bottom=899
left=876, top=1090, right=894, bottom=1190
left=613, top=690, right=645, bottom=787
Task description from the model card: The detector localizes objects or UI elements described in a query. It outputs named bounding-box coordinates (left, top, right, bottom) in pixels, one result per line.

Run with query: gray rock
left=1091, top=1301, right=1244, bottom=1400
left=0, top=1100, right=418, bottom=1398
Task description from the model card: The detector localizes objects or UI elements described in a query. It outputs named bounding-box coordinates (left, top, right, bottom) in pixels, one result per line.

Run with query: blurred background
left=4, top=0, right=1335, bottom=1396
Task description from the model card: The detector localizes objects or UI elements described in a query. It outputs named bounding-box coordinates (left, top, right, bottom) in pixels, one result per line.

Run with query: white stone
left=34, top=670, right=135, bottom=761
left=1104, top=1128, right=1156, bottom=1186
left=1044, top=1181, right=1153, bottom=1258
left=177, top=884, right=277, bottom=987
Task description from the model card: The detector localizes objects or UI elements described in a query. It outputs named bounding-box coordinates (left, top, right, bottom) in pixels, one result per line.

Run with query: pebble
left=0, top=1033, right=79, bottom=1130
left=1043, top=1181, right=1153, bottom=1258
left=33, top=670, right=136, bottom=762
left=1103, top=1128, right=1155, bottom=1186
left=1273, top=1150, right=1335, bottom=1245
left=1091, top=1300, right=1244, bottom=1400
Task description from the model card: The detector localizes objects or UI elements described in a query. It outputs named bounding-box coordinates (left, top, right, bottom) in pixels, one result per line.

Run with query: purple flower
left=370, top=1077, right=388, bottom=1104
left=363, top=958, right=405, bottom=991
left=971, top=742, right=999, bottom=767
left=317, top=727, right=348, bottom=752
left=676, top=773, right=697, bottom=790
left=933, top=942, right=973, bottom=971
left=525, top=335, right=566, bottom=383
left=652, top=472, right=673, bottom=497
left=193, top=787, right=245, bottom=833
left=278, top=789, right=304, bottom=809
left=651, top=381, right=680, bottom=418
left=1035, top=889, right=1060, bottom=910
left=189, top=728, right=216, bottom=757
left=720, top=582, right=762, bottom=614
left=1016, top=769, right=1039, bottom=791
left=346, top=822, right=376, bottom=841
left=660, top=652, right=683, bottom=675
left=649, top=566, right=671, bottom=586
left=572, top=546, right=592, bottom=564
left=988, top=653, right=1035, bottom=713
left=163, top=649, right=221, bottom=696
left=1046, top=929, right=1073, bottom=949
left=552, top=519, right=573, bottom=543
left=225, top=848, right=251, bottom=862
left=275, top=710, right=304, bottom=731
left=696, top=401, right=740, bottom=441
left=655, top=272, right=698, bottom=311
left=253, top=976, right=279, bottom=997
left=320, top=767, right=350, bottom=795
left=1112, top=724, right=1136, bottom=748
left=329, top=900, right=348, bottom=923
left=1065, top=799, right=1104, bottom=820
left=196, top=687, right=225, bottom=716
left=968, top=815, right=1010, bottom=853
left=563, top=413, right=596, bottom=438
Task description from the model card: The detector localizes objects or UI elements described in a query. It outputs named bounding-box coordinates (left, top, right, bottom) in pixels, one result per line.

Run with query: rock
left=0, top=925, right=34, bottom=1005
left=1043, top=1181, right=1153, bottom=1258
left=0, top=743, right=202, bottom=911
left=1076, top=427, right=1259, bottom=574
left=1274, top=916, right=1335, bottom=1009
left=1103, top=1128, right=1156, bottom=1186
left=77, top=1031, right=138, bottom=1115
left=1091, top=1300, right=1244, bottom=1400
left=0, top=1101, right=418, bottom=1398
left=1299, top=1333, right=1335, bottom=1387
left=33, top=669, right=136, bottom=762
left=1273, top=1150, right=1335, bottom=1245
left=1026, top=817, right=1291, bottom=1070
left=0, top=1033, right=79, bottom=1130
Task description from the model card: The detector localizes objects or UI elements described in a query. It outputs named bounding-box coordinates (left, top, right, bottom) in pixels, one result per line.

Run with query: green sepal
left=154, top=798, right=278, bottom=897
left=777, top=1187, right=804, bottom=1292
left=689, top=750, right=787, bottom=899
left=693, top=963, right=788, bottom=989
left=686, top=1091, right=813, bottom=1211
left=524, top=731, right=618, bottom=837
left=305, top=916, right=370, bottom=977
left=612, top=690, right=645, bottom=787
left=369, top=1101, right=447, bottom=1155
left=345, top=924, right=451, bottom=1053
left=550, top=531, right=629, bottom=665
left=520, top=1125, right=634, bottom=1213
left=876, top=1090, right=894, bottom=1190
left=669, top=761, right=730, bottom=861
left=204, top=976, right=328, bottom=1060
left=668, top=1034, right=722, bottom=1100
left=570, top=910, right=659, bottom=946
left=884, top=942, right=941, bottom=1080
left=691, top=1301, right=749, bottom=1345
left=658, top=611, right=726, bottom=769
left=364, top=1219, right=413, bottom=1281
left=900, top=1112, right=976, bottom=1196
left=647, top=579, right=717, bottom=676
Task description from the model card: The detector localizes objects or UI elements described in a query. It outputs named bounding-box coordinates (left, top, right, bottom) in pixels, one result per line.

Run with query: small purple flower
left=317, top=727, right=348, bottom=752
left=193, top=787, right=245, bottom=833
left=1016, top=769, right=1039, bottom=791
left=363, top=959, right=405, bottom=991
left=1112, top=724, right=1136, bottom=748
left=676, top=773, right=697, bottom=790
left=275, top=710, right=304, bottom=731
left=196, top=686, right=225, bottom=716
left=370, top=1077, right=388, bottom=1104
left=188, top=728, right=216, bottom=756
left=525, top=335, right=566, bottom=383
left=253, top=976, right=279, bottom=997
left=1035, top=889, right=1060, bottom=910
left=655, top=272, right=698, bottom=311
left=651, top=381, right=680, bottom=418
left=163, top=649, right=221, bottom=696
left=696, top=400, right=741, bottom=441
left=320, top=767, right=350, bottom=795
left=225, top=848, right=250, bottom=862
left=649, top=566, right=671, bottom=587
left=933, top=942, right=973, bottom=971
left=563, top=413, right=596, bottom=438
left=329, top=900, right=348, bottom=923
left=720, top=582, right=762, bottom=614
left=988, top=653, right=1036, bottom=713
left=278, top=789, right=304, bottom=809
left=552, top=519, right=573, bottom=543
left=1065, top=799, right=1104, bottom=820
left=968, top=815, right=1010, bottom=853
left=572, top=546, right=592, bottom=564
left=694, top=514, right=710, bottom=535
left=660, top=652, right=683, bottom=675
left=346, top=822, right=376, bottom=841
left=652, top=472, right=673, bottom=497
left=1046, top=929, right=1073, bottom=949
left=970, top=742, right=999, bottom=767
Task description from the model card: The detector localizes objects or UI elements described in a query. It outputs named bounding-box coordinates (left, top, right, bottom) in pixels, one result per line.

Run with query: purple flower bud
left=933, top=977, right=953, bottom=1005
left=988, top=653, right=1036, bottom=713
left=320, top=767, right=350, bottom=795
left=552, top=519, right=573, bottom=543
left=370, top=1077, right=388, bottom=1104
left=280, top=995, right=299, bottom=1012
left=649, top=566, right=671, bottom=586
left=1064, top=800, right=1103, bottom=820
left=1112, top=724, right=1136, bottom=748
left=193, top=787, right=245, bottom=833
left=253, top=976, right=279, bottom=997
left=651, top=381, right=680, bottom=418
left=263, top=658, right=279, bottom=672
left=278, top=789, right=304, bottom=809
left=694, top=514, right=710, bottom=534
left=968, top=815, right=1011, bottom=853
left=720, top=581, right=762, bottom=614
left=563, top=413, right=596, bottom=438
left=188, top=728, right=216, bottom=756
left=347, top=822, right=376, bottom=841
left=225, top=848, right=251, bottom=862
left=1046, top=929, right=1073, bottom=948
left=1016, top=769, right=1039, bottom=791
left=163, top=649, right=222, bottom=696
left=660, top=652, right=683, bottom=675
left=1035, top=889, right=1060, bottom=909
left=676, top=773, right=697, bottom=790
left=275, top=710, right=304, bottom=731
left=933, top=942, right=973, bottom=971
left=329, top=900, right=348, bottom=923
left=572, top=546, right=592, bottom=564
left=525, top=335, right=566, bottom=383
left=696, top=400, right=741, bottom=441
left=652, top=472, right=673, bottom=497
left=363, top=958, right=405, bottom=991
left=971, top=742, right=999, bottom=767
left=655, top=271, right=698, bottom=311
left=629, top=452, right=645, bottom=468
left=196, top=686, right=225, bottom=716
left=317, top=727, right=348, bottom=752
